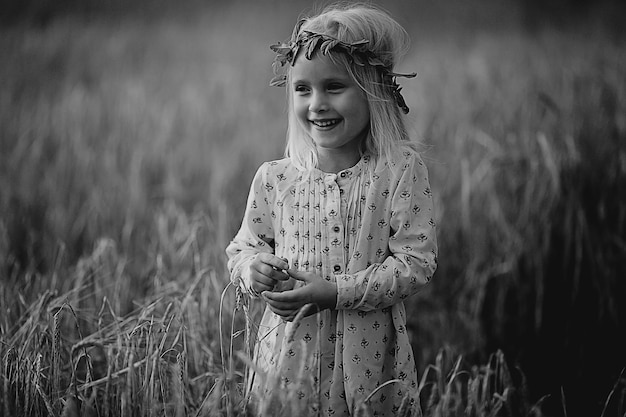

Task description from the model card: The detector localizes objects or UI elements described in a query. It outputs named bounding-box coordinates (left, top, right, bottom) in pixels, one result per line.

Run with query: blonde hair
left=281, top=3, right=417, bottom=171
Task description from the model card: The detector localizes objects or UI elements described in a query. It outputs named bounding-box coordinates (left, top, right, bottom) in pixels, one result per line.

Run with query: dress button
left=340, top=172, right=346, bottom=178
left=333, top=265, right=342, bottom=273
left=333, top=225, right=340, bottom=233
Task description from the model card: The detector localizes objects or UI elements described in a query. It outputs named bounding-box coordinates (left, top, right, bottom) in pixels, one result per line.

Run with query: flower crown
left=270, top=29, right=416, bottom=114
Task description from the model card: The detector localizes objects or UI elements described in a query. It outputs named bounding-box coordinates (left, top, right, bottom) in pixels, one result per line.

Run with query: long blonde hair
left=281, top=3, right=417, bottom=171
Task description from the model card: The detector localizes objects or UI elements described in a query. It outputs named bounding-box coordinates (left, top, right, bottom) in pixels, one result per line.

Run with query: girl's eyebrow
left=291, top=78, right=309, bottom=85
left=291, top=76, right=350, bottom=85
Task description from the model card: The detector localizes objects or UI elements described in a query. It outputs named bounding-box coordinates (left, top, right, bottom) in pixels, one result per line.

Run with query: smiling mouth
left=310, top=119, right=340, bottom=128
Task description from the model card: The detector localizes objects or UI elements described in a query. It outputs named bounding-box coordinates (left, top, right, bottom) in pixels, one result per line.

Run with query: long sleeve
left=225, top=163, right=275, bottom=296
left=334, top=153, right=438, bottom=311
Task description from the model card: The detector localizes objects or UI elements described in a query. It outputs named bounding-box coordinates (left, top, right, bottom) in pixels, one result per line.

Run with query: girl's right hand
left=249, top=253, right=290, bottom=294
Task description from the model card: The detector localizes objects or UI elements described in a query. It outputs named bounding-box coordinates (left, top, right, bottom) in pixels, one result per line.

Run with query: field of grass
left=1, top=1, right=625, bottom=416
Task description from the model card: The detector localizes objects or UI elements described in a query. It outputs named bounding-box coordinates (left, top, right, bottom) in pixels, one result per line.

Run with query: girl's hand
left=249, top=254, right=290, bottom=295
left=262, top=269, right=337, bottom=321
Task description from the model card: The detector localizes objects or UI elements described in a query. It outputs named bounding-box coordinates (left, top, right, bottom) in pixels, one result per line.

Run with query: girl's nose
left=309, top=91, right=329, bottom=113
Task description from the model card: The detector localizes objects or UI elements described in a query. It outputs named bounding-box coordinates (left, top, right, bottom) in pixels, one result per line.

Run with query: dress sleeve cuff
left=335, top=274, right=358, bottom=309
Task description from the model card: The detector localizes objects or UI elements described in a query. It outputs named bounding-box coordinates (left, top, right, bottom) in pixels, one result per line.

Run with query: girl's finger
left=265, top=299, right=303, bottom=311
left=258, top=253, right=289, bottom=271
left=271, top=269, right=290, bottom=282
left=273, top=305, right=318, bottom=321
left=286, top=269, right=309, bottom=281
left=252, top=280, right=274, bottom=293
left=253, top=263, right=289, bottom=281
left=262, top=292, right=300, bottom=309
left=263, top=288, right=308, bottom=304
left=266, top=304, right=297, bottom=320
left=286, top=269, right=320, bottom=285
left=251, top=273, right=275, bottom=287
left=252, top=263, right=274, bottom=277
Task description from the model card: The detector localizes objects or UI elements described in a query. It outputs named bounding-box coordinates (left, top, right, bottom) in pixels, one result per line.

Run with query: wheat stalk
left=600, top=367, right=626, bottom=417
left=173, top=352, right=186, bottom=417
left=52, top=308, right=62, bottom=414
left=3, top=347, right=14, bottom=417
left=34, top=353, right=56, bottom=417
left=122, top=346, right=135, bottom=416
left=397, top=392, right=414, bottom=417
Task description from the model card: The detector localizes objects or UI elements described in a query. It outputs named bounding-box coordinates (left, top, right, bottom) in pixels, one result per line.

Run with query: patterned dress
left=226, top=150, right=437, bottom=416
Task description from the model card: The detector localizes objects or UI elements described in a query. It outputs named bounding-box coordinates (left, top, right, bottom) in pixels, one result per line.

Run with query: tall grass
left=1, top=1, right=625, bottom=415
left=1, top=215, right=560, bottom=416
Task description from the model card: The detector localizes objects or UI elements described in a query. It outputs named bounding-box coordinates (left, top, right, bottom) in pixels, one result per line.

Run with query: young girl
left=226, top=4, right=437, bottom=416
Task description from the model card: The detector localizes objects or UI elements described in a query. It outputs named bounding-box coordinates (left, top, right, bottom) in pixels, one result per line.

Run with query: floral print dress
left=226, top=150, right=437, bottom=416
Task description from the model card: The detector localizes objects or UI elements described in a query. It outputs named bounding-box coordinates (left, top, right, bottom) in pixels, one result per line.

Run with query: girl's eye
left=294, top=85, right=310, bottom=93
left=327, top=83, right=344, bottom=92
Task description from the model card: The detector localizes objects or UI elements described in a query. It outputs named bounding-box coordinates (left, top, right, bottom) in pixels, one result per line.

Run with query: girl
left=226, top=4, right=437, bottom=416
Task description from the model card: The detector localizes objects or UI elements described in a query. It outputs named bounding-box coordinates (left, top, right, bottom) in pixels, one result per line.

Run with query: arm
left=335, top=153, right=438, bottom=311
left=226, top=163, right=289, bottom=297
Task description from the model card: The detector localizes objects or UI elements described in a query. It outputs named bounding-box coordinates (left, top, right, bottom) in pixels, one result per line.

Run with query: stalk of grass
left=396, top=393, right=413, bottom=417
left=103, top=344, right=112, bottom=417
left=34, top=353, right=56, bottom=417
left=122, top=344, right=134, bottom=416
left=219, top=281, right=232, bottom=381
left=172, top=352, right=186, bottom=417
left=2, top=265, right=551, bottom=417
left=600, top=368, right=626, bottom=417
left=26, top=352, right=37, bottom=416
left=52, top=309, right=62, bottom=415
left=3, top=347, right=14, bottom=417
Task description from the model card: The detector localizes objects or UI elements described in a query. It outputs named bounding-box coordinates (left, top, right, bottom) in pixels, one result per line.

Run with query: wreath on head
left=270, top=30, right=416, bottom=114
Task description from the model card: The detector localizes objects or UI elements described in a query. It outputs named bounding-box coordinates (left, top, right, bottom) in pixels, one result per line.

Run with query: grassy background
left=1, top=0, right=625, bottom=415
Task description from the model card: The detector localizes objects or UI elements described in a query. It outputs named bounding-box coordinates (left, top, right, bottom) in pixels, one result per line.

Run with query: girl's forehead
left=291, top=54, right=351, bottom=81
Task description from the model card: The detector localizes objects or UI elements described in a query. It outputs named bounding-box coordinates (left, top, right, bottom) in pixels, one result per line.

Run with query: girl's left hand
left=262, top=269, right=337, bottom=321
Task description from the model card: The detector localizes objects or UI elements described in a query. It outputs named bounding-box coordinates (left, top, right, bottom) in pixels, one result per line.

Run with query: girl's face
left=291, top=53, right=370, bottom=159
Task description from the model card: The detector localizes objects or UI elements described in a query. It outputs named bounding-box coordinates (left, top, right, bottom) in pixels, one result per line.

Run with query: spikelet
left=23, top=353, right=31, bottom=416
left=173, top=352, right=186, bottom=417
left=122, top=348, right=135, bottom=415
left=34, top=353, right=55, bottom=416
left=235, top=285, right=243, bottom=312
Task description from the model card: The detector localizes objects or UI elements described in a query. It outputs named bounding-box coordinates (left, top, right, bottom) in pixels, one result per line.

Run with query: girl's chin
left=312, top=139, right=344, bottom=149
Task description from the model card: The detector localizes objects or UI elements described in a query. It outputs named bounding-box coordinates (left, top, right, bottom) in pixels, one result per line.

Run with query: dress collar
left=312, top=154, right=371, bottom=180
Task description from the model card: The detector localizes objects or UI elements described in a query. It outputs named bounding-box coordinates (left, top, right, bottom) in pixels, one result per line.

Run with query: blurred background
left=1, top=0, right=625, bottom=415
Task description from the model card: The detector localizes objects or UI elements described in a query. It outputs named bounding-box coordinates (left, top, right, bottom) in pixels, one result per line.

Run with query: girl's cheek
left=294, top=104, right=309, bottom=126
left=294, top=99, right=307, bottom=114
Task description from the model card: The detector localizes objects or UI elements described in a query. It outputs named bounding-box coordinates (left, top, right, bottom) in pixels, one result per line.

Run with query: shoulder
left=259, top=157, right=298, bottom=178
left=254, top=157, right=301, bottom=188
left=375, top=146, right=426, bottom=179
left=396, top=147, right=424, bottom=171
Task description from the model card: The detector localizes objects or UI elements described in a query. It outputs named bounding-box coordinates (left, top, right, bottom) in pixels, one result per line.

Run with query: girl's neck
left=317, top=149, right=361, bottom=174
